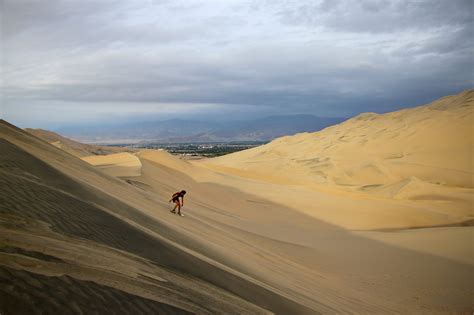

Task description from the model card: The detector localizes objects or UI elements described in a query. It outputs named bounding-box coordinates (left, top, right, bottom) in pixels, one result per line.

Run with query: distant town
left=108, top=141, right=268, bottom=158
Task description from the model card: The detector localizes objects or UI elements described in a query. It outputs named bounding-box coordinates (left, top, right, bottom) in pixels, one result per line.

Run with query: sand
left=1, top=90, right=473, bottom=314
left=81, top=152, right=142, bottom=177
left=199, top=89, right=474, bottom=230
left=204, top=90, right=473, bottom=188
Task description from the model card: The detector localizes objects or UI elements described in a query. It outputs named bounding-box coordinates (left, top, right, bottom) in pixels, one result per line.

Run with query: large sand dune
left=0, top=121, right=306, bottom=314
left=204, top=89, right=473, bottom=189
left=200, top=89, right=474, bottom=230
left=1, top=90, right=473, bottom=314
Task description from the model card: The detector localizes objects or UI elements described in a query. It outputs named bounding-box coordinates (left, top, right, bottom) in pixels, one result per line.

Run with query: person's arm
left=180, top=195, right=184, bottom=206
left=169, top=193, right=177, bottom=202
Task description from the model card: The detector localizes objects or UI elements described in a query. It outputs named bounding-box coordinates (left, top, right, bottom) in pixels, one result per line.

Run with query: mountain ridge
left=55, top=114, right=345, bottom=144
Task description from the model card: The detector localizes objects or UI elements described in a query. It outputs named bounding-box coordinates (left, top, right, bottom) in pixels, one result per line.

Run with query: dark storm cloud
left=2, top=0, right=473, bottom=127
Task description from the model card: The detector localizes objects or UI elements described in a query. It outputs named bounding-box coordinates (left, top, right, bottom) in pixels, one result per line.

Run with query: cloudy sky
left=1, top=0, right=472, bottom=128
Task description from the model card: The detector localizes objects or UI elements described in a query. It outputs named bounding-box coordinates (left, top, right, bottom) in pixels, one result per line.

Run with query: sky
left=1, top=0, right=473, bottom=128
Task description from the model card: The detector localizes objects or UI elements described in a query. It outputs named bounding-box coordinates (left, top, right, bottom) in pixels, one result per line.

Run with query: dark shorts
left=172, top=197, right=180, bottom=203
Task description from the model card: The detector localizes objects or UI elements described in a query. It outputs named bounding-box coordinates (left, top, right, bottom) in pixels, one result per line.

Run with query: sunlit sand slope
left=82, top=152, right=142, bottom=177
left=135, top=147, right=473, bottom=314
left=206, top=89, right=473, bottom=189
left=200, top=90, right=473, bottom=229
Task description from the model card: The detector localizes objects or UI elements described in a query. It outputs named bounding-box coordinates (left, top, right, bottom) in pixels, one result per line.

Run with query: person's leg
left=171, top=200, right=179, bottom=212
left=177, top=202, right=182, bottom=215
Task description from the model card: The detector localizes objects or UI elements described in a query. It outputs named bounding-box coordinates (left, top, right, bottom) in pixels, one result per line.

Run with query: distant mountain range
left=56, top=115, right=346, bottom=144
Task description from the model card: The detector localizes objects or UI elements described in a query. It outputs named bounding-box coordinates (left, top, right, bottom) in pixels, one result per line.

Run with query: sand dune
left=82, top=152, right=142, bottom=177
left=130, top=148, right=473, bottom=313
left=0, top=121, right=297, bottom=314
left=200, top=89, right=474, bottom=229
left=1, top=91, right=473, bottom=314
left=204, top=89, right=473, bottom=188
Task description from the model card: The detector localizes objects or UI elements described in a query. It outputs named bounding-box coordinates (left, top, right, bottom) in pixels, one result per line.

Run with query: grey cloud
left=2, top=0, right=473, bottom=127
left=394, top=27, right=473, bottom=58
left=275, top=0, right=472, bottom=33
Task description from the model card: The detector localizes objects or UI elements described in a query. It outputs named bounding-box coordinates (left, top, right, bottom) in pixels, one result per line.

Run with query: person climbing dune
left=169, top=190, right=186, bottom=216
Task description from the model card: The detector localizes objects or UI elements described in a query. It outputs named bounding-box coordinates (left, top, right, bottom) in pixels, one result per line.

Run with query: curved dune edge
left=81, top=152, right=142, bottom=177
